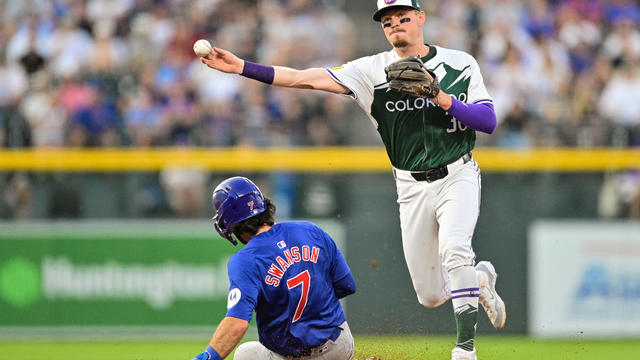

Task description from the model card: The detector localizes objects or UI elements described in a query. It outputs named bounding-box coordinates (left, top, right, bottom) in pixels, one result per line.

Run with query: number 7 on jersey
left=287, top=270, right=310, bottom=323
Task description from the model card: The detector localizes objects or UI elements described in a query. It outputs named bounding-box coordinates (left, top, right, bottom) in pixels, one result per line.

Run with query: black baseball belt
left=405, top=152, right=472, bottom=183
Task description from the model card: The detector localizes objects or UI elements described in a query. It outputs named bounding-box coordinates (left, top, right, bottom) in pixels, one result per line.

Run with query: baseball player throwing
left=200, top=1, right=505, bottom=359
left=191, top=177, right=356, bottom=360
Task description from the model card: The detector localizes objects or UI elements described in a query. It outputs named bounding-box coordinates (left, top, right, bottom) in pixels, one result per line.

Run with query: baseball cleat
left=451, top=347, right=477, bottom=360
left=476, top=261, right=506, bottom=330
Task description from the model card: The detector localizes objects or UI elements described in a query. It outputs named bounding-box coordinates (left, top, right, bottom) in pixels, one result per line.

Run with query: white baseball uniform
left=327, top=45, right=491, bottom=307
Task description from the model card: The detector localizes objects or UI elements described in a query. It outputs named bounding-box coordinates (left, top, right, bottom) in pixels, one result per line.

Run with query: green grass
left=1, top=336, right=638, bottom=360
left=353, top=335, right=640, bottom=360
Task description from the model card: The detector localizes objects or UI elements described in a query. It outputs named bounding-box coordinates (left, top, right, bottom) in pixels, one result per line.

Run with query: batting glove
left=191, top=352, right=210, bottom=360
left=192, top=346, right=222, bottom=360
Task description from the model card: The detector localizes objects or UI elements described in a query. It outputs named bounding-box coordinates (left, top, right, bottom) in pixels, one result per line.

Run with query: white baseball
left=193, top=39, right=213, bottom=58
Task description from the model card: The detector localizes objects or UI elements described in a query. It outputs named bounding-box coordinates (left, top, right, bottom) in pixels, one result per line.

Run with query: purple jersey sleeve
left=225, top=253, right=259, bottom=321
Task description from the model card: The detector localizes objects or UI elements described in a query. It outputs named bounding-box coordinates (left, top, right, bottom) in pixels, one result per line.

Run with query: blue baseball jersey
left=225, top=221, right=353, bottom=356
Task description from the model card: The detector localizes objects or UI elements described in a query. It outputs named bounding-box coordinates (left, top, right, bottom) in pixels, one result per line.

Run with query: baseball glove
left=384, top=56, right=440, bottom=98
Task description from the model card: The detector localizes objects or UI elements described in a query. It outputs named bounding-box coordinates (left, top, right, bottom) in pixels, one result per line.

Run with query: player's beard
left=389, top=32, right=409, bottom=48
left=392, top=39, right=410, bottom=48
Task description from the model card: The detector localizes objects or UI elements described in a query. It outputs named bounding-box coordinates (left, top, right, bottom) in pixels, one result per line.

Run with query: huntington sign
left=0, top=221, right=236, bottom=326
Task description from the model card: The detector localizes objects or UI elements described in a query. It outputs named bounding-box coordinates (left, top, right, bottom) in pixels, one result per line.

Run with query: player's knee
left=233, top=341, right=262, bottom=360
left=416, top=292, right=448, bottom=308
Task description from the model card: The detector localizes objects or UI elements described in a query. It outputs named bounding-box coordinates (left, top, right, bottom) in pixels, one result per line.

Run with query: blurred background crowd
left=426, top=0, right=640, bottom=148
left=0, top=0, right=357, bottom=149
left=1, top=0, right=639, bottom=149
left=0, top=0, right=639, bottom=220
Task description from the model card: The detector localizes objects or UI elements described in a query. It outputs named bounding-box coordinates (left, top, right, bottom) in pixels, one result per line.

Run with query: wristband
left=241, top=61, right=275, bottom=84
left=206, top=345, right=223, bottom=360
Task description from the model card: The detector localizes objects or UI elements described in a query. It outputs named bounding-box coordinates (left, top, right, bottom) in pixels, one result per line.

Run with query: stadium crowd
left=0, top=0, right=639, bottom=220
left=0, top=0, right=639, bottom=149
left=0, top=0, right=355, bottom=148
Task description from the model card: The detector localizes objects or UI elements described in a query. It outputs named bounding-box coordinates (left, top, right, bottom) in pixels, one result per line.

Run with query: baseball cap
left=373, top=0, right=422, bottom=22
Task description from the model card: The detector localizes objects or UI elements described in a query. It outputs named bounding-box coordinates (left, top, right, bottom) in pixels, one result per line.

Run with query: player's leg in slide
left=233, top=341, right=275, bottom=360
left=318, top=321, right=355, bottom=360
left=234, top=322, right=354, bottom=360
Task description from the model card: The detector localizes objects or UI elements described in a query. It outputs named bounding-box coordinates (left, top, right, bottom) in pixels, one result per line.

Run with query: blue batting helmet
left=212, top=176, right=266, bottom=245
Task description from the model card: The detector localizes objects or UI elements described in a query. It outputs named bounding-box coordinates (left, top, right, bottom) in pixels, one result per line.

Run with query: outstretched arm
left=192, top=316, right=249, bottom=360
left=200, top=47, right=349, bottom=95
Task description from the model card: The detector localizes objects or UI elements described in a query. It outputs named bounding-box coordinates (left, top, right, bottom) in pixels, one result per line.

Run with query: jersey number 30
left=446, top=117, right=468, bottom=133
left=287, top=270, right=310, bottom=323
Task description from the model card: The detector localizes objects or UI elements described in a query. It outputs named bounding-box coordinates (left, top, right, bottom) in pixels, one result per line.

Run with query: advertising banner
left=529, top=221, right=640, bottom=337
left=0, top=221, right=235, bottom=328
left=0, top=220, right=344, bottom=337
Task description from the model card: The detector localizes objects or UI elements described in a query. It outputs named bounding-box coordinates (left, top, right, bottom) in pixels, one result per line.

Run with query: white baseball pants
left=394, top=155, right=481, bottom=308
left=233, top=321, right=353, bottom=360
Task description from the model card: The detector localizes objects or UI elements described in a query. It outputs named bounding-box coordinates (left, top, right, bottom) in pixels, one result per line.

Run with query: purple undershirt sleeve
left=447, top=97, right=497, bottom=134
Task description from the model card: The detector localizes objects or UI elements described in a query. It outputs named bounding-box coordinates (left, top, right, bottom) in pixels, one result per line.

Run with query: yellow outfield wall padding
left=0, top=148, right=639, bottom=172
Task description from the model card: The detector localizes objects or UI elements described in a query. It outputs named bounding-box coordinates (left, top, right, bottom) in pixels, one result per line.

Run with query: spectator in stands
left=598, top=59, right=640, bottom=130
left=0, top=0, right=638, bottom=150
